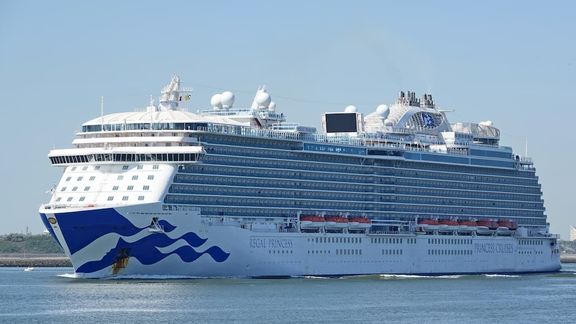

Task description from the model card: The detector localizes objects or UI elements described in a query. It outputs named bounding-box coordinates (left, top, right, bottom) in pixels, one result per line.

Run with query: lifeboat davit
left=348, top=217, right=371, bottom=230
left=300, top=215, right=325, bottom=229
left=324, top=216, right=348, bottom=230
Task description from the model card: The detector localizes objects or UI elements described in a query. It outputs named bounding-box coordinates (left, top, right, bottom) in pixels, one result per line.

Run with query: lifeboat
left=496, top=226, right=513, bottom=236
left=324, top=216, right=348, bottom=230
left=300, top=215, right=325, bottom=229
left=458, top=220, right=477, bottom=232
left=438, top=219, right=459, bottom=232
left=418, top=219, right=439, bottom=231
left=497, top=219, right=513, bottom=228
left=348, top=217, right=372, bottom=230
left=476, top=219, right=496, bottom=235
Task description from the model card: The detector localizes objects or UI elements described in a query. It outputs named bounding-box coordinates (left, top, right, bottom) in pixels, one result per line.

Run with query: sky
left=0, top=0, right=574, bottom=238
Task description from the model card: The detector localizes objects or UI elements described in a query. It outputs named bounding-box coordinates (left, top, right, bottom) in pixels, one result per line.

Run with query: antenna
left=525, top=136, right=528, bottom=157
left=100, top=96, right=104, bottom=130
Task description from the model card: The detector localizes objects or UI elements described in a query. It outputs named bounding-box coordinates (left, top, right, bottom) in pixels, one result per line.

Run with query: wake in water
left=483, top=274, right=520, bottom=278
left=379, top=274, right=463, bottom=280
left=57, top=272, right=207, bottom=280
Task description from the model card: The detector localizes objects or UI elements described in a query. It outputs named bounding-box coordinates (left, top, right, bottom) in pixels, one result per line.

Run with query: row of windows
left=392, top=195, right=543, bottom=210
left=203, top=153, right=537, bottom=188
left=269, top=249, right=294, bottom=255
left=202, top=155, right=374, bottom=181
left=116, top=175, right=155, bottom=181
left=112, top=185, right=150, bottom=191
left=107, top=195, right=145, bottom=201
left=309, top=237, right=362, bottom=244
left=82, top=122, right=209, bottom=132
left=519, top=240, right=544, bottom=245
left=169, top=184, right=374, bottom=203
left=55, top=195, right=144, bottom=203
left=399, top=160, right=535, bottom=179
left=166, top=194, right=544, bottom=218
left=336, top=249, right=362, bottom=255
left=122, top=164, right=160, bottom=170
left=382, top=249, right=403, bottom=255
left=183, top=164, right=374, bottom=185
left=396, top=187, right=540, bottom=202
left=61, top=183, right=153, bottom=193
left=200, top=134, right=299, bottom=151
left=206, top=141, right=537, bottom=182
left=69, top=165, right=157, bottom=171
left=174, top=174, right=375, bottom=193
left=186, top=163, right=541, bottom=195
left=397, top=177, right=540, bottom=195
left=165, top=194, right=369, bottom=211
left=175, top=172, right=540, bottom=203
left=370, top=237, right=407, bottom=244
left=307, top=250, right=329, bottom=255
left=50, top=153, right=197, bottom=165
left=394, top=168, right=537, bottom=187
left=206, top=145, right=370, bottom=174
left=61, top=186, right=91, bottom=192
left=428, top=238, right=472, bottom=245
left=195, top=157, right=541, bottom=194
left=428, top=249, right=472, bottom=256
left=519, top=250, right=543, bottom=255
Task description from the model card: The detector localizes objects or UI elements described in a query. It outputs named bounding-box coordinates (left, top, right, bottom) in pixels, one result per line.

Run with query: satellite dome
left=376, top=104, right=389, bottom=118
left=479, top=120, right=493, bottom=127
left=210, top=94, right=222, bottom=110
left=344, top=105, right=357, bottom=113
left=220, top=91, right=235, bottom=109
left=384, top=119, right=394, bottom=126
left=268, top=101, right=276, bottom=111
left=255, top=91, right=271, bottom=108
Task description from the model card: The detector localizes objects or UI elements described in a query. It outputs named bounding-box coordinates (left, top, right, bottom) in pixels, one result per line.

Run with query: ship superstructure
left=39, top=77, right=560, bottom=277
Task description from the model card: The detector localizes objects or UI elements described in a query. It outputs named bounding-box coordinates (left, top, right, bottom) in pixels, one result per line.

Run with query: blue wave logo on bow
left=74, top=219, right=229, bottom=274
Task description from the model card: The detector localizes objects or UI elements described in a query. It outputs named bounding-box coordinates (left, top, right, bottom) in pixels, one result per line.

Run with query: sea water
left=0, top=264, right=575, bottom=323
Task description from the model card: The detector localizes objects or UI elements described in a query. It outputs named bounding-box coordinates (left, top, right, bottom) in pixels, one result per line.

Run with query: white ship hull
left=40, top=204, right=561, bottom=278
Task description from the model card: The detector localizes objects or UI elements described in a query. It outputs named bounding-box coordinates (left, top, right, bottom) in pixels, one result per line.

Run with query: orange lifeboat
left=498, top=219, right=512, bottom=228
left=300, top=215, right=325, bottom=229
left=348, top=217, right=371, bottom=230
left=418, top=219, right=440, bottom=231
left=458, top=220, right=477, bottom=232
left=438, top=219, right=459, bottom=231
left=496, top=219, right=514, bottom=235
left=324, top=216, right=349, bottom=229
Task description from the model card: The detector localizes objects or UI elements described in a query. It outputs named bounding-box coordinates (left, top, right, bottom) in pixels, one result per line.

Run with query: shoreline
left=561, top=254, right=576, bottom=263
left=1, top=254, right=575, bottom=267
left=0, top=255, right=71, bottom=267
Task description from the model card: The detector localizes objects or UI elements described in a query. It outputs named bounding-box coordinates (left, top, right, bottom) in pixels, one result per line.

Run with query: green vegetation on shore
left=0, top=233, right=63, bottom=254
left=560, top=240, right=576, bottom=255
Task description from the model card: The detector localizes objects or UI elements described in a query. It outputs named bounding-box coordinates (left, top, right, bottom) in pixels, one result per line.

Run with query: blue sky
left=0, top=0, right=574, bottom=238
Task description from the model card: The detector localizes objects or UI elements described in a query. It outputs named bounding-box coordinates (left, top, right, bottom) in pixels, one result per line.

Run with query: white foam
left=107, top=274, right=200, bottom=280
left=483, top=274, right=520, bottom=278
left=302, top=275, right=330, bottom=279
left=379, top=274, right=463, bottom=279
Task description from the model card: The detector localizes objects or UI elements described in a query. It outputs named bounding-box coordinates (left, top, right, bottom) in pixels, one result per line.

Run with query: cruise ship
left=39, top=76, right=561, bottom=278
